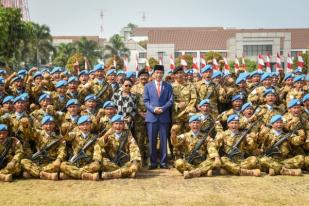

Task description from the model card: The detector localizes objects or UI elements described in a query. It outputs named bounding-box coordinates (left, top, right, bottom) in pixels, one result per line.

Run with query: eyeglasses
left=124, top=84, right=132, bottom=87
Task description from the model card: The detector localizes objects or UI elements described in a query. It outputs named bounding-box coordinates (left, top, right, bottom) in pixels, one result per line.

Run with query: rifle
left=264, top=123, right=301, bottom=157
left=113, top=131, right=130, bottom=166
left=226, top=118, right=261, bottom=160
left=31, top=138, right=62, bottom=163
left=186, top=125, right=216, bottom=164
left=0, top=137, right=13, bottom=167
left=69, top=128, right=106, bottom=166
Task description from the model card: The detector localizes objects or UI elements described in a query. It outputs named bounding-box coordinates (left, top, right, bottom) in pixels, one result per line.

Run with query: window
left=175, top=52, right=182, bottom=58
left=243, top=45, right=272, bottom=56
left=157, top=52, right=164, bottom=59
left=139, top=52, right=146, bottom=59
left=185, top=52, right=197, bottom=57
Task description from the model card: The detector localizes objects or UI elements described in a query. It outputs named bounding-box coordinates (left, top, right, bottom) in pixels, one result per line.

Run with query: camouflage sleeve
left=289, top=134, right=305, bottom=146
left=56, top=140, right=66, bottom=161
left=92, top=142, right=102, bottom=162
left=248, top=88, right=259, bottom=104
left=207, top=140, right=219, bottom=159
left=172, top=133, right=186, bottom=147
left=186, top=84, right=197, bottom=112
left=128, top=135, right=141, bottom=162
left=12, top=139, right=23, bottom=162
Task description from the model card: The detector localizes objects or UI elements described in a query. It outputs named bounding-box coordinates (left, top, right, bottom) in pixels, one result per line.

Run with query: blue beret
left=293, top=67, right=302, bottom=74
left=236, top=75, right=246, bottom=85
left=185, top=69, right=194, bottom=75
left=0, top=69, right=7, bottom=75
left=198, top=99, right=210, bottom=107
left=261, top=73, right=272, bottom=82
left=0, top=77, right=5, bottom=84
left=51, top=67, right=62, bottom=74
left=66, top=99, right=79, bottom=108
left=84, top=94, right=97, bottom=102
left=11, top=75, right=23, bottom=83
left=241, top=102, right=253, bottom=112
left=227, top=114, right=239, bottom=123
left=18, top=69, right=28, bottom=76
left=211, top=71, right=222, bottom=79
left=126, top=71, right=136, bottom=78
left=288, top=99, right=301, bottom=108
left=302, top=93, right=309, bottom=102
left=250, top=70, right=262, bottom=77
left=78, top=70, right=89, bottom=76
left=0, top=124, right=8, bottom=131
left=13, top=95, right=26, bottom=104
left=89, top=69, right=96, bottom=74
left=284, top=73, right=294, bottom=81
left=41, top=115, right=55, bottom=125
left=2, top=96, right=14, bottom=104
left=110, top=114, right=124, bottom=123
left=78, top=115, right=91, bottom=125
left=231, top=94, right=244, bottom=102
left=106, top=69, right=116, bottom=76
left=68, top=76, right=78, bottom=83
left=271, top=72, right=279, bottom=77
left=270, top=114, right=283, bottom=125
left=19, top=93, right=29, bottom=100
left=62, top=71, right=69, bottom=76
left=41, top=68, right=50, bottom=74
left=55, top=80, right=68, bottom=88
left=103, top=101, right=116, bottom=108
left=306, top=75, right=309, bottom=81
left=263, top=88, right=276, bottom=96
left=94, top=64, right=104, bottom=71
left=223, top=71, right=231, bottom=78
left=117, top=70, right=125, bottom=76
left=200, top=65, right=212, bottom=74
left=39, top=94, right=50, bottom=102
left=293, top=75, right=305, bottom=83
left=33, top=71, right=43, bottom=79
left=189, top=114, right=202, bottom=123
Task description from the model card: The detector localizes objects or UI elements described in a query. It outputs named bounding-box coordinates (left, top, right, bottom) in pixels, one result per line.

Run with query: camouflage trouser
left=304, top=156, right=309, bottom=171
left=134, top=117, right=148, bottom=161
left=221, top=156, right=259, bottom=175
left=259, top=155, right=305, bottom=175
left=60, top=161, right=100, bottom=179
left=171, top=121, right=189, bottom=159
left=0, top=162, right=21, bottom=175
left=102, top=158, right=140, bottom=178
left=21, top=159, right=59, bottom=177
left=175, top=158, right=214, bottom=176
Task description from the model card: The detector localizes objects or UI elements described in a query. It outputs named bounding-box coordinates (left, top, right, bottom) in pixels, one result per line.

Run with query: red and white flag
left=192, top=56, right=199, bottom=70
left=213, top=58, right=219, bottom=70
left=286, top=53, right=293, bottom=73
left=180, top=58, right=187, bottom=67
left=200, top=56, right=206, bottom=68
left=169, top=55, right=175, bottom=70
left=113, top=58, right=117, bottom=68
left=223, top=56, right=230, bottom=72
left=275, top=53, right=282, bottom=71
left=234, top=56, right=240, bottom=72
left=297, top=52, right=304, bottom=68
left=124, top=57, right=129, bottom=71
left=258, top=54, right=265, bottom=71
left=135, top=54, right=139, bottom=71
left=265, top=53, right=271, bottom=73
left=241, top=56, right=246, bottom=71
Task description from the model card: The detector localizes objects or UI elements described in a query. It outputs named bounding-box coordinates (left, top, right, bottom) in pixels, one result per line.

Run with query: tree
left=175, top=55, right=193, bottom=68
left=148, top=57, right=159, bottom=69
left=52, top=43, right=76, bottom=67
left=74, top=37, right=102, bottom=66
left=127, top=23, right=138, bottom=35
left=66, top=53, right=86, bottom=73
left=138, top=40, right=148, bottom=49
left=105, top=56, right=124, bottom=70
left=103, top=34, right=130, bottom=60
left=204, top=51, right=223, bottom=62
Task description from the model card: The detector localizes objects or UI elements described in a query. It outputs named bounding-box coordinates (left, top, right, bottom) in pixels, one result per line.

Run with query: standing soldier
left=21, top=116, right=66, bottom=180
left=0, top=77, right=8, bottom=103
left=66, top=76, right=80, bottom=100
left=0, top=124, right=23, bottom=182
left=247, top=71, right=262, bottom=92
left=99, top=114, right=141, bottom=180
left=60, top=115, right=101, bottom=180
left=106, top=69, right=119, bottom=93
left=172, top=115, right=221, bottom=179
left=278, top=73, right=294, bottom=103
left=286, top=75, right=307, bottom=105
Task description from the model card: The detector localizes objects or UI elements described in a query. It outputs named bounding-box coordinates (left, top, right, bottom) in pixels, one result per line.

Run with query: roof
left=134, top=27, right=309, bottom=50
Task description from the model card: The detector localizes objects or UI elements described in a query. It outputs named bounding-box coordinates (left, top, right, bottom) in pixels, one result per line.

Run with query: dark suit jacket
left=144, top=81, right=174, bottom=123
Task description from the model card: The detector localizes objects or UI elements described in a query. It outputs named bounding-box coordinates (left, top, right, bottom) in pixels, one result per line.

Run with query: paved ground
left=1, top=168, right=309, bottom=206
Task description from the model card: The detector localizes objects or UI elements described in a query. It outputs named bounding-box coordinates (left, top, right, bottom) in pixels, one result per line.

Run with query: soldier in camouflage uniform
left=0, top=95, right=14, bottom=116
left=106, top=69, right=120, bottom=93
left=80, top=94, right=99, bottom=132
left=247, top=71, right=262, bottom=92
left=216, top=114, right=261, bottom=176
left=286, top=75, right=307, bottom=105
left=97, top=101, right=117, bottom=133
left=259, top=115, right=305, bottom=176
left=60, top=115, right=101, bottom=180
left=278, top=73, right=294, bottom=103
left=172, top=115, right=221, bottom=179
left=66, top=76, right=80, bottom=101
left=99, top=115, right=141, bottom=180
left=0, top=77, right=9, bottom=104
left=0, top=124, right=23, bottom=182
left=50, top=80, right=70, bottom=112
left=21, top=116, right=66, bottom=180
left=61, top=99, right=80, bottom=135
left=131, top=69, right=149, bottom=164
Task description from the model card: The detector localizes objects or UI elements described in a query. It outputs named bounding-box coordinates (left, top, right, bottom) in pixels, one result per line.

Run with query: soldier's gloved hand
left=52, top=159, right=61, bottom=170
left=20, top=118, right=30, bottom=128
left=213, top=157, right=221, bottom=168
left=6, top=160, right=17, bottom=170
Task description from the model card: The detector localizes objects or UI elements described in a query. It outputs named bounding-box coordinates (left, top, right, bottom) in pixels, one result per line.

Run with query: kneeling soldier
left=99, top=114, right=141, bottom=180
left=21, top=116, right=65, bottom=180
left=60, top=115, right=101, bottom=181
left=172, top=114, right=221, bottom=179
left=0, top=124, right=23, bottom=182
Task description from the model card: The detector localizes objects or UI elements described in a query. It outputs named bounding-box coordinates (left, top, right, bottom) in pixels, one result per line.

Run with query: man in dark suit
left=144, top=65, right=174, bottom=169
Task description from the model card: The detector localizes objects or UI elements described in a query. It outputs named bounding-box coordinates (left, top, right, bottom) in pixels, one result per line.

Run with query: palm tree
left=103, top=34, right=130, bottom=60
left=74, top=37, right=102, bottom=65
left=52, top=43, right=76, bottom=67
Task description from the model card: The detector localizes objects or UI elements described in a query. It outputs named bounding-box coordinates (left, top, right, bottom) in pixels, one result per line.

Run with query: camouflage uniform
left=60, top=129, right=102, bottom=179
left=21, top=130, right=66, bottom=177
left=61, top=113, right=79, bottom=135
left=50, top=92, right=69, bottom=111
left=286, top=88, right=306, bottom=105
left=88, top=79, right=113, bottom=105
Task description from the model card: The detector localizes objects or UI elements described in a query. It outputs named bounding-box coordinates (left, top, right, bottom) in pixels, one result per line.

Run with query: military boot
left=59, top=172, right=70, bottom=180
left=0, top=173, right=13, bottom=182
left=268, top=169, right=276, bottom=176
left=40, top=171, right=58, bottom=181
left=183, top=169, right=201, bottom=179
left=280, top=167, right=302, bottom=176
left=240, top=169, right=261, bottom=177
left=22, top=171, right=31, bottom=179
left=101, top=170, right=122, bottom=180
left=81, top=172, right=99, bottom=181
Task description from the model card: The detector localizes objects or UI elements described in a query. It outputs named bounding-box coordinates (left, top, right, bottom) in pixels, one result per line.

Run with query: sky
left=28, top=0, right=309, bottom=39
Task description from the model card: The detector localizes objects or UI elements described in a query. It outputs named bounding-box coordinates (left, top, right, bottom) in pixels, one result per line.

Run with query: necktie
left=157, top=82, right=161, bottom=96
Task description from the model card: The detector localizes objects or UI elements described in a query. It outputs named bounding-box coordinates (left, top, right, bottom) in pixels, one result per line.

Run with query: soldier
left=170, top=66, right=197, bottom=157
left=97, top=101, right=117, bottom=133
left=21, top=116, right=66, bottom=180
left=60, top=115, right=101, bottom=180
left=106, top=69, right=119, bottom=93
left=78, top=70, right=89, bottom=85
left=51, top=80, right=69, bottom=112
left=131, top=68, right=149, bottom=164
left=66, top=76, right=80, bottom=100
left=259, top=115, right=305, bottom=176
left=0, top=124, right=23, bottom=182
left=0, top=77, right=8, bottom=103
left=7, top=75, right=26, bottom=97
left=80, top=94, right=99, bottom=132
left=216, top=114, right=261, bottom=176
left=116, top=70, right=126, bottom=86
left=61, top=99, right=80, bottom=135
left=247, top=71, right=262, bottom=92
left=50, top=67, right=62, bottom=84
left=0, top=95, right=14, bottom=116
left=172, top=115, right=221, bottom=179
left=278, top=73, right=294, bottom=103
left=234, top=73, right=250, bottom=101
left=286, top=75, right=307, bottom=105
left=99, top=114, right=141, bottom=180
